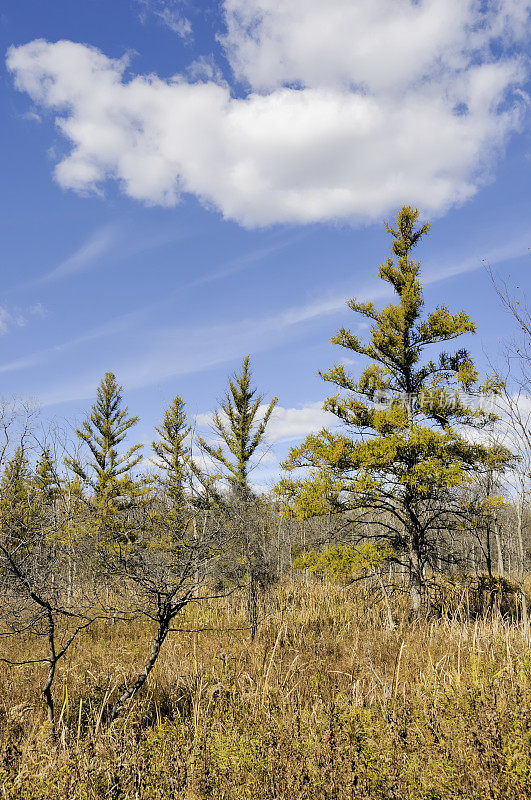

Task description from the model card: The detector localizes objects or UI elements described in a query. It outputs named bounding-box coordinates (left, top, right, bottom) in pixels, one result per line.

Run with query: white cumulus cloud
left=266, top=402, right=337, bottom=443
left=197, top=401, right=336, bottom=444
left=222, top=0, right=529, bottom=93
left=6, top=0, right=530, bottom=226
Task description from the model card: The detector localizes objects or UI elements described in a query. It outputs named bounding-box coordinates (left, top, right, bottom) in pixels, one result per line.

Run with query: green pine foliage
left=0, top=445, right=36, bottom=537
left=198, top=355, right=277, bottom=497
left=278, top=206, right=511, bottom=611
left=67, top=372, right=144, bottom=535
left=35, top=447, right=61, bottom=507
left=1, top=445, right=31, bottom=504
left=293, top=542, right=395, bottom=581
left=198, top=356, right=278, bottom=639
left=152, top=395, right=191, bottom=513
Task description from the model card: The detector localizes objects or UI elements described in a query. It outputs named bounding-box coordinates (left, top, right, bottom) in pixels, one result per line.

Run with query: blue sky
left=1, top=0, right=530, bottom=488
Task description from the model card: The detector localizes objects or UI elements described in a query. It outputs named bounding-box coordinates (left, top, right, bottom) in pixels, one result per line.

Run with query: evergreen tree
left=0, top=446, right=35, bottom=537
left=152, top=395, right=192, bottom=514
left=1, top=446, right=31, bottom=502
left=199, top=355, right=277, bottom=637
left=279, top=206, right=510, bottom=614
left=35, top=447, right=61, bottom=506
left=198, top=355, right=277, bottom=497
left=67, top=372, right=143, bottom=532
left=34, top=446, right=63, bottom=535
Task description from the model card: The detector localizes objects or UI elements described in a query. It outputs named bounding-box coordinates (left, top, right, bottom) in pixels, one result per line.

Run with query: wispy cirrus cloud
left=0, top=302, right=46, bottom=336
left=276, top=232, right=531, bottom=328
left=183, top=231, right=305, bottom=289
left=0, top=304, right=147, bottom=376
left=0, top=229, right=527, bottom=406
left=137, top=0, right=192, bottom=40
left=31, top=223, right=122, bottom=286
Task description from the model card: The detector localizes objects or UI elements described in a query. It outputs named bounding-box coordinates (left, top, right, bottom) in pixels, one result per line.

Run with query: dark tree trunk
left=43, top=607, right=57, bottom=735
left=407, top=521, right=427, bottom=619
left=404, top=497, right=425, bottom=618
left=408, top=544, right=423, bottom=618
left=109, top=614, right=170, bottom=722
left=248, top=570, right=258, bottom=641
left=485, top=519, right=493, bottom=578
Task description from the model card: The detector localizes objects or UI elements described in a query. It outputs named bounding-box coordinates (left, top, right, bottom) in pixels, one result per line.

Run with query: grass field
left=1, top=581, right=530, bottom=799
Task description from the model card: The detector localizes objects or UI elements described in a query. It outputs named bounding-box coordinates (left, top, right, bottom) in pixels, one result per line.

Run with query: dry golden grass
left=0, top=581, right=530, bottom=799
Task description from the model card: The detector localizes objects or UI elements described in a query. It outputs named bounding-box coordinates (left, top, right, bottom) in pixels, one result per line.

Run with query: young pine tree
left=279, top=206, right=510, bottom=615
left=0, top=446, right=35, bottom=538
left=67, top=372, right=143, bottom=536
left=199, top=355, right=277, bottom=498
left=152, top=395, right=192, bottom=516
left=34, top=446, right=63, bottom=536
left=199, top=355, right=277, bottom=637
left=35, top=448, right=61, bottom=506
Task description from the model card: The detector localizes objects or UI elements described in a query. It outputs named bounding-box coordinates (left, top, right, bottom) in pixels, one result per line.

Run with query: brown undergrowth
left=0, top=581, right=530, bottom=799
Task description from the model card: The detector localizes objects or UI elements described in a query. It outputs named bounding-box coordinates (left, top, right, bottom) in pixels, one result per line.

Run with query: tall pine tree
left=199, top=355, right=277, bottom=637
left=35, top=447, right=61, bottom=507
left=152, top=395, right=193, bottom=518
left=67, top=372, right=143, bottom=536
left=0, top=446, right=35, bottom=539
left=198, top=355, right=277, bottom=498
left=279, top=207, right=509, bottom=614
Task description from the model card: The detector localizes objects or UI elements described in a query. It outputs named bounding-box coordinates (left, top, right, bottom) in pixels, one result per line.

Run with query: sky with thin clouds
left=1, top=0, right=530, bottom=488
